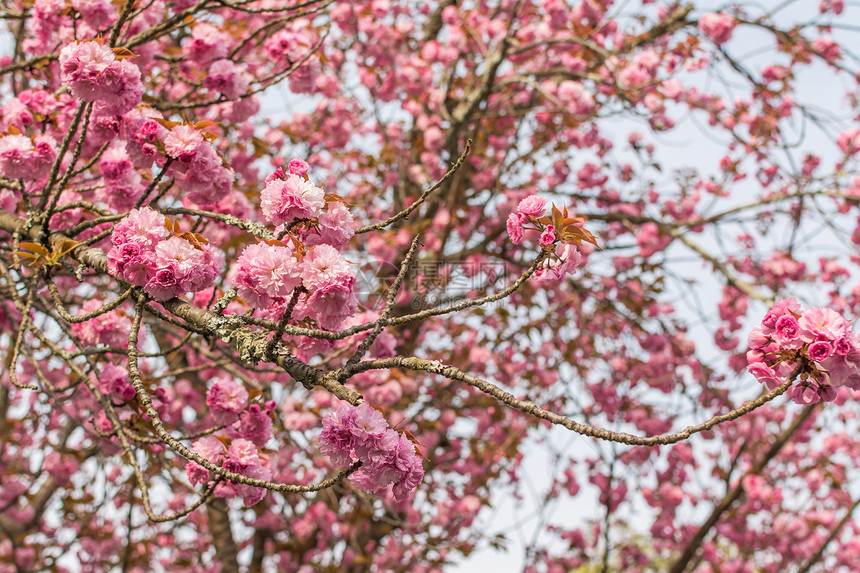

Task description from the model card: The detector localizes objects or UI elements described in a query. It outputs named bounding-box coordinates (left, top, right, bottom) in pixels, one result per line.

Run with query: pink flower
left=99, top=141, right=134, bottom=179
left=185, top=462, right=209, bottom=486
left=0, top=134, right=35, bottom=179
left=534, top=244, right=582, bottom=285
left=350, top=403, right=393, bottom=455
left=517, top=195, right=547, bottom=217
left=163, top=124, right=204, bottom=163
left=811, top=36, right=840, bottom=63
left=59, top=41, right=143, bottom=114
left=388, top=434, right=425, bottom=501
left=773, top=314, right=801, bottom=347
left=96, top=59, right=144, bottom=114
left=120, top=384, right=136, bottom=400
left=819, top=0, right=845, bottom=15
left=2, top=98, right=33, bottom=130
left=92, top=362, right=127, bottom=395
left=226, top=438, right=259, bottom=468
left=320, top=402, right=358, bottom=467
left=203, top=59, right=249, bottom=100
left=182, top=23, right=230, bottom=64
left=834, top=337, right=851, bottom=356
left=539, top=225, right=556, bottom=246
left=761, top=297, right=800, bottom=332
left=698, top=12, right=735, bottom=45
left=288, top=158, right=310, bottom=176
left=234, top=463, right=272, bottom=508
left=99, top=172, right=146, bottom=211
left=144, top=266, right=180, bottom=301
left=747, top=326, right=769, bottom=349
left=32, top=134, right=57, bottom=178
left=118, top=251, right=156, bottom=286
left=260, top=174, right=325, bottom=225
left=237, top=404, right=274, bottom=447
left=185, top=436, right=225, bottom=486
left=179, top=145, right=234, bottom=206
left=788, top=382, right=836, bottom=405
left=636, top=222, right=670, bottom=257
left=798, top=307, right=849, bottom=342
left=305, top=202, right=355, bottom=249
left=264, top=167, right=286, bottom=184
left=59, top=40, right=116, bottom=100
left=747, top=361, right=777, bottom=382
left=70, top=301, right=130, bottom=348
left=808, top=341, right=834, bottom=362
left=110, top=207, right=168, bottom=248
left=233, top=242, right=302, bottom=308
left=0, top=133, right=54, bottom=180
left=319, top=402, right=424, bottom=500
left=305, top=278, right=359, bottom=329
left=838, top=129, right=860, bottom=155
left=206, top=378, right=248, bottom=424
left=506, top=212, right=526, bottom=245
left=300, top=244, right=352, bottom=290
left=750, top=300, right=858, bottom=398
left=71, top=0, right=116, bottom=29
left=107, top=208, right=215, bottom=290
left=193, top=436, right=225, bottom=462
left=154, top=237, right=211, bottom=290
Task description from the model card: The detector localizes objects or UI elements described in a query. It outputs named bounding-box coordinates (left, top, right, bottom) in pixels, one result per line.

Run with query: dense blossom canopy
left=2, top=0, right=860, bottom=572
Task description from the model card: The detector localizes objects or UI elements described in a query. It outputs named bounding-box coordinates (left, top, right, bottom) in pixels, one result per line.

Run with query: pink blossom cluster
left=206, top=377, right=249, bottom=425
left=163, top=124, right=234, bottom=205
left=303, top=201, right=355, bottom=249
left=261, top=160, right=354, bottom=248
left=698, top=12, right=736, bottom=46
left=93, top=363, right=135, bottom=401
left=296, top=244, right=359, bottom=328
left=234, top=242, right=358, bottom=329
left=203, top=60, right=249, bottom=100
left=260, top=171, right=325, bottom=225
left=234, top=162, right=358, bottom=325
left=0, top=89, right=66, bottom=131
left=97, top=141, right=144, bottom=209
left=206, top=379, right=275, bottom=444
left=192, top=377, right=276, bottom=501
left=747, top=298, right=860, bottom=404
left=506, top=195, right=584, bottom=285
left=182, top=23, right=231, bottom=64
left=106, top=207, right=219, bottom=301
left=506, top=195, right=548, bottom=246
left=0, top=133, right=57, bottom=180
left=234, top=402, right=276, bottom=447
left=58, top=40, right=143, bottom=114
left=185, top=436, right=272, bottom=508
left=533, top=243, right=583, bottom=285
left=233, top=242, right=302, bottom=309
left=127, top=114, right=167, bottom=167
left=320, top=402, right=424, bottom=501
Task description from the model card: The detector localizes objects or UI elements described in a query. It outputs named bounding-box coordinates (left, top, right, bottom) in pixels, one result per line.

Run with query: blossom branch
left=126, top=294, right=362, bottom=495
left=342, top=356, right=795, bottom=447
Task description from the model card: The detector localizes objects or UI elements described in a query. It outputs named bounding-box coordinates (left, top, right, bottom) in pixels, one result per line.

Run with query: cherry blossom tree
left=1, top=0, right=860, bottom=571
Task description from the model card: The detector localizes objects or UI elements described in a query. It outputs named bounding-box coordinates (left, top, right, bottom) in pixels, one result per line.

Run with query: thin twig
left=355, top=140, right=472, bottom=234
